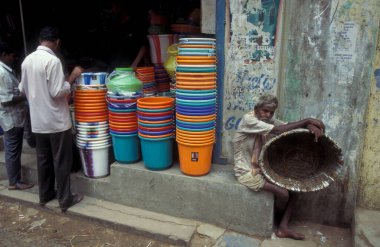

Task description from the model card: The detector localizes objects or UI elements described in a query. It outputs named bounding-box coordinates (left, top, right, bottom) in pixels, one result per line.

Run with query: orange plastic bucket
left=175, top=128, right=215, bottom=136
left=138, top=118, right=174, bottom=125
left=176, top=81, right=217, bottom=86
left=109, top=122, right=137, bottom=128
left=138, top=132, right=174, bottom=139
left=74, top=98, right=106, bottom=104
left=176, top=140, right=214, bottom=176
left=176, top=113, right=216, bottom=122
left=75, top=108, right=108, bottom=113
left=176, top=76, right=216, bottom=82
left=109, top=116, right=137, bottom=122
left=138, top=97, right=174, bottom=105
left=176, top=132, right=215, bottom=140
left=75, top=102, right=108, bottom=108
left=75, top=111, right=108, bottom=117
left=175, top=72, right=217, bottom=78
left=75, top=90, right=107, bottom=95
left=75, top=116, right=108, bottom=122
left=176, top=84, right=216, bottom=90
left=176, top=135, right=215, bottom=144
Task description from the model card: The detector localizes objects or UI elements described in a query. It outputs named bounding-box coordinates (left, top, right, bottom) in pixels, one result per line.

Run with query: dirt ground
left=0, top=197, right=213, bottom=247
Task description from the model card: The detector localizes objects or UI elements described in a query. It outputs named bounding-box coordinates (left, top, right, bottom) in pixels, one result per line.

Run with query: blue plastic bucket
left=139, top=136, right=173, bottom=170
left=111, top=133, right=141, bottom=164
left=138, top=121, right=174, bottom=127
left=176, top=104, right=216, bottom=111
left=108, top=107, right=136, bottom=113
left=176, top=122, right=215, bottom=129
left=176, top=91, right=216, bottom=97
left=138, top=115, right=173, bottom=121
left=176, top=94, right=215, bottom=100
left=176, top=109, right=216, bottom=116
left=137, top=107, right=173, bottom=112
left=138, top=129, right=174, bottom=135
left=176, top=98, right=216, bottom=106
left=176, top=125, right=215, bottom=132
left=176, top=89, right=216, bottom=94
left=176, top=119, right=215, bottom=126
left=110, top=130, right=138, bottom=135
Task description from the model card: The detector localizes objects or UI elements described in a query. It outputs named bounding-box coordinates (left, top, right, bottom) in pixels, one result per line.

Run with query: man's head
left=0, top=38, right=18, bottom=66
left=254, top=94, right=278, bottom=122
left=39, top=26, right=61, bottom=52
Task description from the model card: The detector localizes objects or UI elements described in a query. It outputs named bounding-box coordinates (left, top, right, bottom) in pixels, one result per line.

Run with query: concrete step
left=0, top=142, right=274, bottom=237
left=0, top=181, right=197, bottom=246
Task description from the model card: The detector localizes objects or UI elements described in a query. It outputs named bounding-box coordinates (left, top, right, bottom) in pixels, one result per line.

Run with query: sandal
left=8, top=182, right=34, bottom=190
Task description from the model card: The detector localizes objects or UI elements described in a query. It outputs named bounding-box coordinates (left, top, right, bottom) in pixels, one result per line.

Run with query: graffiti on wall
left=222, top=0, right=282, bottom=161
left=224, top=67, right=277, bottom=116
left=229, top=0, right=281, bottom=63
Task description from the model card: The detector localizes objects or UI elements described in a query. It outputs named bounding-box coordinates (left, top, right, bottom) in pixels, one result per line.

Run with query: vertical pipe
left=213, top=0, right=227, bottom=164
left=18, top=0, right=27, bottom=57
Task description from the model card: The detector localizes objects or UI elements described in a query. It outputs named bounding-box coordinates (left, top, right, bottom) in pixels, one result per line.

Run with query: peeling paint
left=222, top=0, right=281, bottom=161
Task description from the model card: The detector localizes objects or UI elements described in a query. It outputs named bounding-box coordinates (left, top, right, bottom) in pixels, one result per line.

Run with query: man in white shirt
left=0, top=38, right=34, bottom=190
left=19, top=27, right=84, bottom=212
left=234, top=94, right=325, bottom=240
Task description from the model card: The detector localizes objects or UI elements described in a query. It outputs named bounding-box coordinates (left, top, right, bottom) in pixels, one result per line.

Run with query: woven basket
left=258, top=129, right=343, bottom=192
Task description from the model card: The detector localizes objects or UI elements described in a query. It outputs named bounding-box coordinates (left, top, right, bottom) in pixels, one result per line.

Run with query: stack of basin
left=137, top=97, right=175, bottom=170
left=135, top=67, right=157, bottom=97
left=107, top=92, right=142, bottom=164
left=175, top=37, right=217, bottom=176
left=105, top=67, right=143, bottom=164
left=74, top=80, right=111, bottom=178
left=154, top=65, right=171, bottom=93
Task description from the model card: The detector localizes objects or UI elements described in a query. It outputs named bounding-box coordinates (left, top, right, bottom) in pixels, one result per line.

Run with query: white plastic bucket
left=147, top=34, right=175, bottom=65
left=77, top=144, right=111, bottom=178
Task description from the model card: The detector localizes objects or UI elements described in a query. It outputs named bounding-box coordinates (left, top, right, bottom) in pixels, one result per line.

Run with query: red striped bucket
left=147, top=34, right=175, bottom=65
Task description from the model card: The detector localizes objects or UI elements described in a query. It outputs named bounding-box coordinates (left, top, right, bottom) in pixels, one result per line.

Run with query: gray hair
left=254, top=94, right=278, bottom=110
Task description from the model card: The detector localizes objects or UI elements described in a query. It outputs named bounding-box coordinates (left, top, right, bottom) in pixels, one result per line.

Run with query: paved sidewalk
left=0, top=180, right=352, bottom=247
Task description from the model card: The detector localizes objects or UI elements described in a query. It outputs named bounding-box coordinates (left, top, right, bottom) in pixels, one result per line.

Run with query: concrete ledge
left=0, top=147, right=274, bottom=237
left=69, top=162, right=274, bottom=237
left=0, top=182, right=196, bottom=246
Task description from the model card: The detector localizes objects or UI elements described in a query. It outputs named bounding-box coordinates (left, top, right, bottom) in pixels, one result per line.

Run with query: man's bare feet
left=276, top=228, right=305, bottom=240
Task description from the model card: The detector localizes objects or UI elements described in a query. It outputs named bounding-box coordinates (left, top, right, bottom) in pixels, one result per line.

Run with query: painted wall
left=277, top=0, right=378, bottom=225
left=358, top=26, right=380, bottom=209
left=222, top=0, right=379, bottom=225
left=222, top=0, right=282, bottom=162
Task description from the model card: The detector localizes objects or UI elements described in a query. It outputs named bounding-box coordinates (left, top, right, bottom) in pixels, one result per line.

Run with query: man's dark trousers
left=4, top=127, right=24, bottom=186
left=35, top=129, right=73, bottom=208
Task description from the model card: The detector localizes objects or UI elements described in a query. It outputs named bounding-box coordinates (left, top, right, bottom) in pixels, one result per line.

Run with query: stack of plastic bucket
left=106, top=68, right=143, bottom=164
left=154, top=65, right=171, bottom=93
left=74, top=76, right=112, bottom=178
left=135, top=67, right=157, bottom=97
left=107, top=92, right=142, bottom=164
left=137, top=97, right=175, bottom=170
left=175, top=37, right=217, bottom=176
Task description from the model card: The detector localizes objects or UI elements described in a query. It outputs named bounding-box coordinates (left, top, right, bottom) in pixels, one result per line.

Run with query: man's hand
left=67, top=66, right=84, bottom=84
left=307, top=124, right=324, bottom=142
left=307, top=118, right=325, bottom=132
left=251, top=167, right=262, bottom=176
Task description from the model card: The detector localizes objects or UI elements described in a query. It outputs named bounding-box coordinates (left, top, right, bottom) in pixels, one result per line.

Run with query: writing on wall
left=225, top=68, right=277, bottom=115
left=332, top=21, right=358, bottom=85
left=221, top=0, right=282, bottom=161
